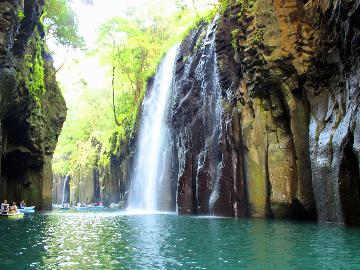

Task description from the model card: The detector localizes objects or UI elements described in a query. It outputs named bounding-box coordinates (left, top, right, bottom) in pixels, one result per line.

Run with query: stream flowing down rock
left=0, top=1, right=66, bottom=209
left=160, top=0, right=360, bottom=225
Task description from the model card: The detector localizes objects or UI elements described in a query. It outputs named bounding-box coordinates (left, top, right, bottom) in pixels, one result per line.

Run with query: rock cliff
left=0, top=0, right=66, bottom=209
left=169, top=0, right=360, bottom=225
left=53, top=132, right=135, bottom=206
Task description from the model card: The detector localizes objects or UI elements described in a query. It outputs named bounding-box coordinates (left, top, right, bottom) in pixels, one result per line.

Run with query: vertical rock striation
left=305, top=0, right=360, bottom=225
left=168, top=0, right=360, bottom=225
left=0, top=0, right=66, bottom=209
left=98, top=135, right=135, bottom=206
left=53, top=133, right=135, bottom=206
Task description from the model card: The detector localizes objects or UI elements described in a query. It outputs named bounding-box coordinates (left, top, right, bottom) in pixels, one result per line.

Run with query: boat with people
left=74, top=202, right=106, bottom=211
left=75, top=206, right=87, bottom=211
left=18, top=200, right=35, bottom=213
left=109, top=201, right=125, bottom=209
left=86, top=205, right=106, bottom=210
left=52, top=204, right=62, bottom=209
left=0, top=200, right=25, bottom=219
left=59, top=202, right=71, bottom=210
left=18, top=206, right=35, bottom=214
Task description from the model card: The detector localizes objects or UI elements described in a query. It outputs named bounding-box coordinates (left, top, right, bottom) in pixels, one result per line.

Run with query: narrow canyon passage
left=0, top=0, right=360, bottom=269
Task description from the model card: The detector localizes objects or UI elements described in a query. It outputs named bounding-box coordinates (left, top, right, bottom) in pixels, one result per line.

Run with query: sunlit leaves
left=43, top=0, right=85, bottom=48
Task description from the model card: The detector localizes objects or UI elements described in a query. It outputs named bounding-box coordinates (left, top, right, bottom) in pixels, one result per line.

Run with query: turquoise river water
left=0, top=211, right=360, bottom=269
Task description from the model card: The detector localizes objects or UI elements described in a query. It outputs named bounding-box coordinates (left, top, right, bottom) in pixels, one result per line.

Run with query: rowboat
left=87, top=205, right=106, bottom=210
left=74, top=206, right=87, bottom=211
left=18, top=206, right=35, bottom=214
left=0, top=212, right=24, bottom=219
left=73, top=205, right=106, bottom=211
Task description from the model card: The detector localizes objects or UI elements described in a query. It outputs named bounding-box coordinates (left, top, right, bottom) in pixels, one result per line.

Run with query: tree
left=94, top=3, right=203, bottom=126
left=43, top=0, right=85, bottom=49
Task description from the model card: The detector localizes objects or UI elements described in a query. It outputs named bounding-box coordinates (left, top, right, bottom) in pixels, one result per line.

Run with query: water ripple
left=0, top=212, right=360, bottom=269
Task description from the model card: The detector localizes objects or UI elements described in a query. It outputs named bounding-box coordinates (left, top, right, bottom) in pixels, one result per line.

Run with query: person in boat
left=62, top=202, right=70, bottom=208
left=9, top=202, right=17, bottom=214
left=1, top=200, right=9, bottom=213
left=20, top=200, right=26, bottom=208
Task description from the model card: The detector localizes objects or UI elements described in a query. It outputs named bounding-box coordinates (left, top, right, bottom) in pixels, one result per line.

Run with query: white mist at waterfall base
left=127, top=46, right=178, bottom=213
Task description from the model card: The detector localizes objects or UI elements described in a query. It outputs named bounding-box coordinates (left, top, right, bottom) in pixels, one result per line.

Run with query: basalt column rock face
left=218, top=0, right=317, bottom=219
left=304, top=0, right=360, bottom=225
left=170, top=20, right=228, bottom=215
left=57, top=134, right=135, bottom=206
left=170, top=0, right=360, bottom=225
left=171, top=1, right=316, bottom=219
left=0, top=0, right=67, bottom=209
left=99, top=135, right=135, bottom=206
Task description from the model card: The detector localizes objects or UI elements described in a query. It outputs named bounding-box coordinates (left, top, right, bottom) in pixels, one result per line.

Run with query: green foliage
left=217, top=0, right=257, bottom=18
left=238, top=0, right=257, bottom=20
left=54, top=0, right=217, bottom=175
left=252, top=28, right=264, bottom=46
left=179, top=7, right=218, bottom=43
left=96, top=18, right=155, bottom=101
left=222, top=100, right=233, bottom=114
left=92, top=4, right=217, bottom=165
left=53, top=78, right=115, bottom=174
left=43, top=0, right=85, bottom=48
left=95, top=1, right=217, bottom=102
left=17, top=9, right=25, bottom=21
left=218, top=0, right=229, bottom=13
left=231, top=28, right=240, bottom=51
left=24, top=29, right=45, bottom=106
left=194, top=31, right=206, bottom=52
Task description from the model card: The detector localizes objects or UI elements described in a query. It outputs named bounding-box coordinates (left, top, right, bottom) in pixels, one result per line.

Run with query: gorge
left=0, top=0, right=359, bottom=226
left=1, top=0, right=360, bottom=269
left=6, top=0, right=356, bottom=226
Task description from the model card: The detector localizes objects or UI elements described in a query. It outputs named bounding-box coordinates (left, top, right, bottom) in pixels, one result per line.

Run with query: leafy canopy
left=43, top=0, right=85, bottom=48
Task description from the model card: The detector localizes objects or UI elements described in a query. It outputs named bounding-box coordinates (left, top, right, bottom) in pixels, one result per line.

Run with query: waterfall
left=128, top=46, right=178, bottom=212
left=93, top=168, right=100, bottom=203
left=62, top=175, right=70, bottom=204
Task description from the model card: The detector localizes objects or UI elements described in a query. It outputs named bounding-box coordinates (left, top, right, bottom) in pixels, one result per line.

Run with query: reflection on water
left=0, top=212, right=360, bottom=269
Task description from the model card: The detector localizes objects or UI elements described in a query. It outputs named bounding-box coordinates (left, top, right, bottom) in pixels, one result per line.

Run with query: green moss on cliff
left=231, top=28, right=240, bottom=51
left=252, top=28, right=264, bottom=46
left=194, top=30, right=206, bottom=52
left=23, top=28, right=46, bottom=106
left=219, top=0, right=257, bottom=18
left=17, top=9, right=25, bottom=21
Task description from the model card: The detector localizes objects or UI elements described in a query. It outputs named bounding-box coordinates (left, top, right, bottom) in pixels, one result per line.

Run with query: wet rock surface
left=169, top=0, right=360, bottom=225
left=0, top=0, right=66, bottom=209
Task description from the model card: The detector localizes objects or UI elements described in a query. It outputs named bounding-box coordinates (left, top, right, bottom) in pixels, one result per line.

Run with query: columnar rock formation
left=0, top=0, right=66, bottom=209
left=168, top=0, right=360, bottom=225
left=53, top=135, right=134, bottom=206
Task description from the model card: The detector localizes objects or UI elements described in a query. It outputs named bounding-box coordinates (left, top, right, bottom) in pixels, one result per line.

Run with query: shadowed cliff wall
left=0, top=0, right=66, bottom=209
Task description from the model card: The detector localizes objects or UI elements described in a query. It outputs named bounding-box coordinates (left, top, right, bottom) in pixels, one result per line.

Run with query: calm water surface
left=0, top=211, right=360, bottom=269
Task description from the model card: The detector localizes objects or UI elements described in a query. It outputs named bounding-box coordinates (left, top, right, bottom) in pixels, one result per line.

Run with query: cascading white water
left=128, top=46, right=178, bottom=212
left=62, top=175, right=70, bottom=203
